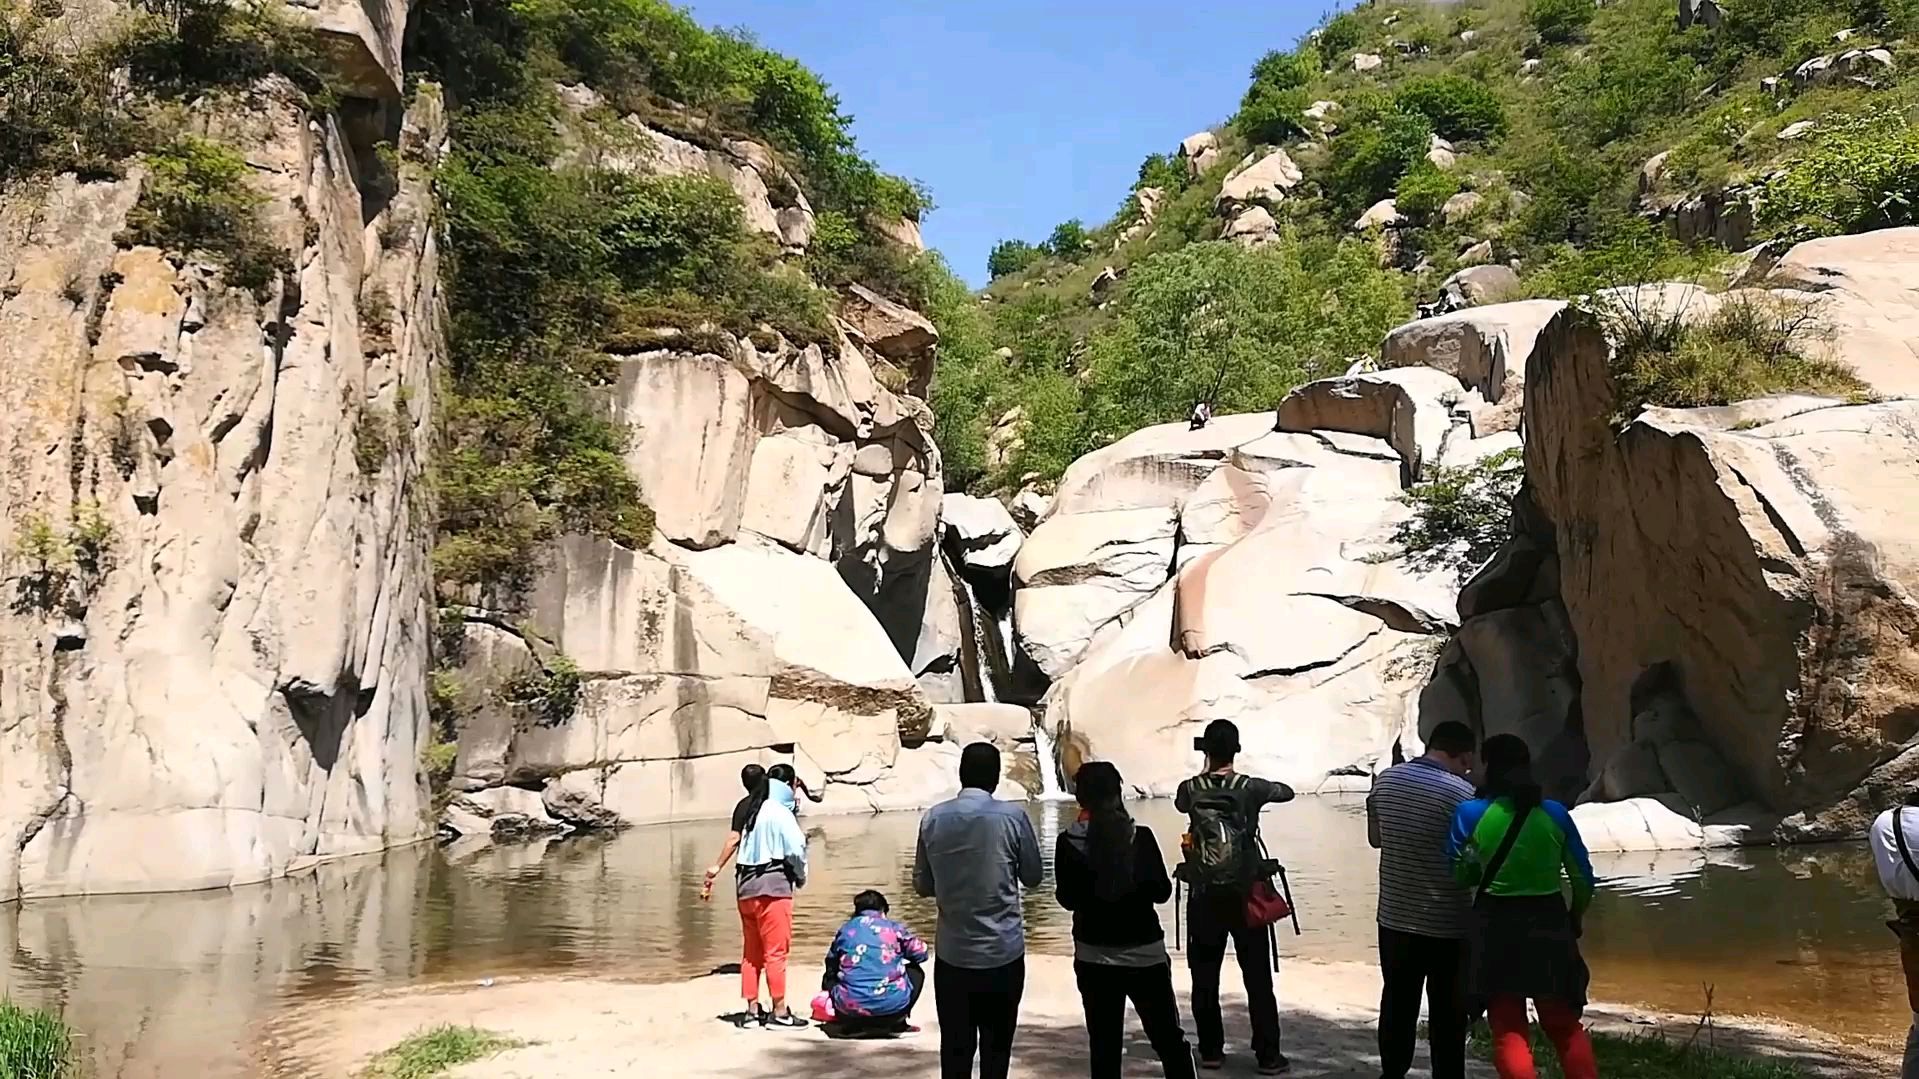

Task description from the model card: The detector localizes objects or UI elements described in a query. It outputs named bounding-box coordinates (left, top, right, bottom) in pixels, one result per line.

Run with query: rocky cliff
left=0, top=26, right=442, bottom=896
left=0, top=0, right=1011, bottom=896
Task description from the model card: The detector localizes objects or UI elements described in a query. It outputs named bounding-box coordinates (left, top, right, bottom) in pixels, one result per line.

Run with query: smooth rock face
left=1761, top=227, right=1919, bottom=397
left=943, top=493, right=1023, bottom=575
left=1026, top=396, right=1468, bottom=795
left=1512, top=305, right=1919, bottom=838
left=1217, top=149, right=1304, bottom=210
left=1179, top=131, right=1221, bottom=178
left=1380, top=299, right=1565, bottom=435
left=1275, top=368, right=1472, bottom=485
left=0, top=90, right=444, bottom=898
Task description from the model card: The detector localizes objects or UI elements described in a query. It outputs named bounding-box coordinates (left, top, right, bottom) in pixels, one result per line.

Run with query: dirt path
left=264, top=954, right=1887, bottom=1077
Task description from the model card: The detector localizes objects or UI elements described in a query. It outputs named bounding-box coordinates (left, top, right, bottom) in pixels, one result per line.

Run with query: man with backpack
left=1175, top=719, right=1297, bottom=1074
left=1870, top=785, right=1919, bottom=1079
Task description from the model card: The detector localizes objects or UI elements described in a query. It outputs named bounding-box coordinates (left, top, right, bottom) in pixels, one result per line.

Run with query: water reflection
left=0, top=797, right=1904, bottom=1076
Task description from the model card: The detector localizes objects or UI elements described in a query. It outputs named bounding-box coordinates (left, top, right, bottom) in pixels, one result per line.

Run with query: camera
left=1193, top=736, right=1206, bottom=751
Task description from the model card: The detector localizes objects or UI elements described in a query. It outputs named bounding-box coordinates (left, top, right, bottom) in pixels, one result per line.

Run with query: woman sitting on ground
left=734, top=773, right=809, bottom=1029
left=819, top=889, right=929, bottom=1036
left=1056, top=760, right=1198, bottom=1079
left=1448, top=734, right=1599, bottom=1079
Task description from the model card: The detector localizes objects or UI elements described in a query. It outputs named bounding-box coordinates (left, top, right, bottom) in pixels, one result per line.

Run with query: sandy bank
left=262, top=954, right=1888, bottom=1077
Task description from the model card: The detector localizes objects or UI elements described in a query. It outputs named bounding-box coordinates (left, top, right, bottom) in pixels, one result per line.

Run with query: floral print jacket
left=824, top=912, right=928, bottom=1017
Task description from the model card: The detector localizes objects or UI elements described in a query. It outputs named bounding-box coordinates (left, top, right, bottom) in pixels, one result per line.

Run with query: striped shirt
left=1368, top=757, right=1476, bottom=938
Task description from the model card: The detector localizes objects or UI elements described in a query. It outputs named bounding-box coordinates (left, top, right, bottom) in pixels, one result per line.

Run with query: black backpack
left=1181, top=773, right=1258, bottom=892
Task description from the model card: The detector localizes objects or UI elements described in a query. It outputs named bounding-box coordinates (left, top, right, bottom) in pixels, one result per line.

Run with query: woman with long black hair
left=1055, top=761, right=1198, bottom=1079
left=1448, top=734, right=1599, bottom=1079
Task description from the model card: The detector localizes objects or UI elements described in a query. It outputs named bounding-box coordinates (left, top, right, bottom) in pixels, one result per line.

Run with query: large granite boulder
left=1468, top=302, right=1919, bottom=841
left=1274, top=367, right=1473, bottom=485
left=1027, top=396, right=1468, bottom=795
left=0, top=90, right=444, bottom=898
left=1216, top=149, right=1304, bottom=212
left=447, top=534, right=946, bottom=827
left=1380, top=300, right=1566, bottom=437
left=942, top=493, right=1022, bottom=577
left=1760, top=227, right=1919, bottom=398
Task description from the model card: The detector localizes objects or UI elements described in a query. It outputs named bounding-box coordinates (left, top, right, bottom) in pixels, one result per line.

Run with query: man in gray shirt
left=1367, top=721, right=1479, bottom=1079
left=914, top=742, right=1043, bottom=1079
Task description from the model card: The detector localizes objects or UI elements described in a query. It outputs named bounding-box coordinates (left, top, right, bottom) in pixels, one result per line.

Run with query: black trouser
left=832, top=963, right=927, bottom=1033
left=1187, top=896, right=1281, bottom=1063
left=935, top=956, right=1025, bottom=1079
left=1377, top=926, right=1466, bottom=1079
left=1074, top=960, right=1198, bottom=1079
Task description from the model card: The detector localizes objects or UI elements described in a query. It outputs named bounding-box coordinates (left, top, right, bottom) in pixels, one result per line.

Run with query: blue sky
left=685, top=1, right=1331, bottom=286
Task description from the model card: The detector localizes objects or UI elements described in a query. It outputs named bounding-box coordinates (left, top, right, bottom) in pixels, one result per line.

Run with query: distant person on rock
left=1057, top=760, right=1199, bottom=1079
left=731, top=772, right=811, bottom=1029
left=1175, top=719, right=1296, bottom=1075
left=1448, top=734, right=1597, bottom=1079
left=819, top=889, right=929, bottom=1036
left=1367, top=721, right=1479, bottom=1079
left=1189, top=401, right=1213, bottom=431
left=1870, top=785, right=1919, bottom=1079
left=914, top=742, right=1044, bottom=1079
left=702, top=763, right=769, bottom=898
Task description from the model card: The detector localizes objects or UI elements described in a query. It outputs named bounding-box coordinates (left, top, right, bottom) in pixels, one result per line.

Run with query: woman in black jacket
left=1056, top=761, right=1199, bottom=1079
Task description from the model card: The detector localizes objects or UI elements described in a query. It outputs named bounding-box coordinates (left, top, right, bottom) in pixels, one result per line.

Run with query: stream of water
left=0, top=797, right=1904, bottom=1076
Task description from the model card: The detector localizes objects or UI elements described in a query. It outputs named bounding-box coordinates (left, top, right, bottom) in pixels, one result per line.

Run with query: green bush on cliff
left=1389, top=449, right=1524, bottom=582
left=1394, top=75, right=1507, bottom=142
left=1601, top=291, right=1866, bottom=421
left=121, top=135, right=290, bottom=293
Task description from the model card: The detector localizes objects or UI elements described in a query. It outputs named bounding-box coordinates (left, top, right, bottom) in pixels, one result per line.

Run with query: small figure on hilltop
left=1189, top=400, right=1214, bottom=431
left=815, top=889, right=929, bottom=1037
left=1176, top=719, right=1298, bottom=1075
left=1368, top=722, right=1480, bottom=1079
left=1056, top=760, right=1198, bottom=1079
left=1449, top=734, right=1598, bottom=1079
left=1870, top=785, right=1919, bottom=1079
left=915, top=742, right=1044, bottom=1079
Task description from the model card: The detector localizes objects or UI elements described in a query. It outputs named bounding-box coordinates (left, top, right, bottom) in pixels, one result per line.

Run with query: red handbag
left=1244, top=878, right=1291, bottom=928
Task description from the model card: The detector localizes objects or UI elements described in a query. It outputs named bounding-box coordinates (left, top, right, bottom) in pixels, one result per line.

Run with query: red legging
left=1487, top=995, right=1597, bottom=1079
left=738, top=895, right=794, bottom=1003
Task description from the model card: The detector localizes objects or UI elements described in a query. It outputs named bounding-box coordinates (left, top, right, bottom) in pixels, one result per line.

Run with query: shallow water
left=0, top=796, right=1904, bottom=1076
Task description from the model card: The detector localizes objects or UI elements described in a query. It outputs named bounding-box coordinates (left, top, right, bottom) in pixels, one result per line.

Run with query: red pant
left=738, top=896, right=794, bottom=1002
left=1487, top=995, right=1597, bottom=1079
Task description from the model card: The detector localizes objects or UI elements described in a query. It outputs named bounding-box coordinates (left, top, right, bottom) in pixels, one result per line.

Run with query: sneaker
left=765, top=1012, right=809, bottom=1030
left=729, top=1007, right=764, bottom=1030
left=1257, top=1053, right=1292, bottom=1075
left=1198, top=1055, right=1225, bottom=1071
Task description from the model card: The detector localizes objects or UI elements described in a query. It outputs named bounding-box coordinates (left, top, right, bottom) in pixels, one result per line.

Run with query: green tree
left=986, top=239, right=1044, bottom=279
left=1389, top=450, right=1524, bottom=582
left=1135, top=152, right=1189, bottom=194
left=1323, top=110, right=1434, bottom=215
left=1078, top=237, right=1410, bottom=443
left=1045, top=219, right=1092, bottom=259
left=1762, top=103, right=1919, bottom=236
left=1526, top=0, right=1595, bottom=43
left=1315, top=10, right=1365, bottom=67
left=1393, top=75, right=1507, bottom=142
left=1394, top=163, right=1461, bottom=220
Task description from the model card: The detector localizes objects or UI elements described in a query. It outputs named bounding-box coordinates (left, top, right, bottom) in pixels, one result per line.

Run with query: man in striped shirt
left=1366, top=721, right=1479, bottom=1079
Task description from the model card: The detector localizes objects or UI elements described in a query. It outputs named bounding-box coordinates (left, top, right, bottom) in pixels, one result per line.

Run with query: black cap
left=1200, top=719, right=1241, bottom=756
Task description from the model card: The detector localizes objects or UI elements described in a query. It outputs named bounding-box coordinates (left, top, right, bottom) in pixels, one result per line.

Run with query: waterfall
left=1030, top=720, right=1072, bottom=801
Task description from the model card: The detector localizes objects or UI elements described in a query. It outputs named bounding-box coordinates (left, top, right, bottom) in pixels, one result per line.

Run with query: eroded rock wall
left=0, top=83, right=445, bottom=898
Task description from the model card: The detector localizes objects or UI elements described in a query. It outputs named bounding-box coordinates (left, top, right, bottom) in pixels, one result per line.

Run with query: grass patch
left=0, top=999, right=76, bottom=1079
left=365, top=1025, right=520, bottom=1079
left=1598, top=291, right=1865, bottom=423
left=1470, top=1025, right=1805, bottom=1078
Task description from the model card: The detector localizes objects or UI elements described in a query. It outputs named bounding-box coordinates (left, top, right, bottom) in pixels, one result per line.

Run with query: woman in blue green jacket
left=1447, top=734, right=1599, bottom=1079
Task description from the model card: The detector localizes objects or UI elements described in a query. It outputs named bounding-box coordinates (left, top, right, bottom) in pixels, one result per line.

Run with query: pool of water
left=0, top=796, right=1905, bottom=1076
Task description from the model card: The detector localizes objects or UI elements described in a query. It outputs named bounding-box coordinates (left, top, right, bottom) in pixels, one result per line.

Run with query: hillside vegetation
left=931, top=0, right=1919, bottom=493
